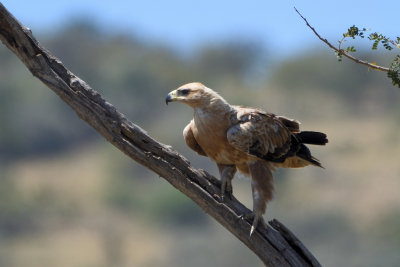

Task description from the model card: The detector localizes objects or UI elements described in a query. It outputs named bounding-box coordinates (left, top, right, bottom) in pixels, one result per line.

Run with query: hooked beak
left=165, top=90, right=177, bottom=105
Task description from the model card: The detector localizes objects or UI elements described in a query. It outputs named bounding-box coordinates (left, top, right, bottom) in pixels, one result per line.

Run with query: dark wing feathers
left=227, top=108, right=327, bottom=167
left=227, top=110, right=293, bottom=161
left=296, top=144, right=323, bottom=167
left=277, top=116, right=300, bottom=133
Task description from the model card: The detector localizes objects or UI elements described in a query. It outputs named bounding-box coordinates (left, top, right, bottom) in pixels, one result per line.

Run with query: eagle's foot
left=239, top=212, right=267, bottom=236
left=220, top=176, right=233, bottom=202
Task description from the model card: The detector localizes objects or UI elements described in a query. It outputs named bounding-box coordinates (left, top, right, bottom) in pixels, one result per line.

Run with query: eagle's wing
left=227, top=108, right=298, bottom=161
left=183, top=119, right=207, bottom=156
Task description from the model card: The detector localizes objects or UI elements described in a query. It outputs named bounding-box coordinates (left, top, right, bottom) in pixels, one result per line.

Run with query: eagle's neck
left=193, top=96, right=232, bottom=128
left=194, top=94, right=231, bottom=114
left=191, top=91, right=234, bottom=160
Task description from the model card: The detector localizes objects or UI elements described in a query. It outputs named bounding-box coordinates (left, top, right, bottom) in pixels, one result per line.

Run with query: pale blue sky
left=2, top=1, right=399, bottom=58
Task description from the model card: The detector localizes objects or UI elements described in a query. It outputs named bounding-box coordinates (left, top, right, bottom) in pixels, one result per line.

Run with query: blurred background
left=1, top=1, right=400, bottom=266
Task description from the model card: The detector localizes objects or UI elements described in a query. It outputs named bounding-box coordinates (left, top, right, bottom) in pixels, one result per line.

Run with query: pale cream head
left=166, top=82, right=226, bottom=108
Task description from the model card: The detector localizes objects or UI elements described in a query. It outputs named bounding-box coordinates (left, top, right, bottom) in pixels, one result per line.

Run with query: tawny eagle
left=166, top=82, right=328, bottom=235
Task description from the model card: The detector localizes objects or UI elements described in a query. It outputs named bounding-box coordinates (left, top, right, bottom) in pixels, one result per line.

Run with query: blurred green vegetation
left=1, top=21, right=400, bottom=267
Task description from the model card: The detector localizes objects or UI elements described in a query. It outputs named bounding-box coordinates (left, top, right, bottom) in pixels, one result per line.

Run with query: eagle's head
left=166, top=82, right=225, bottom=108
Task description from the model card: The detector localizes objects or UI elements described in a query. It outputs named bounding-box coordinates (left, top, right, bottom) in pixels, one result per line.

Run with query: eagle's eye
left=179, top=89, right=190, bottom=96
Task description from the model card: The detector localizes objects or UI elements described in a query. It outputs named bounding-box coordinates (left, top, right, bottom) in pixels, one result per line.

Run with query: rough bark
left=0, top=4, right=321, bottom=266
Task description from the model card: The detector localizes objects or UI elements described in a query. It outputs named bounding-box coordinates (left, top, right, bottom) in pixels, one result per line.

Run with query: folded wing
left=227, top=108, right=296, bottom=162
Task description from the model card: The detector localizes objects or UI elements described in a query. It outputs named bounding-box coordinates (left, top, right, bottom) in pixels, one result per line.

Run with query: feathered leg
left=217, top=164, right=237, bottom=201
left=247, top=160, right=274, bottom=236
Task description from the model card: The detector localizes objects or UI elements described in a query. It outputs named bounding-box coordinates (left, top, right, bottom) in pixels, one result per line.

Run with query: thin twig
left=294, top=7, right=389, bottom=72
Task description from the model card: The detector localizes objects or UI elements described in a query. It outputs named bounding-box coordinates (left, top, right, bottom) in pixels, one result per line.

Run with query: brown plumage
left=166, top=82, right=328, bottom=235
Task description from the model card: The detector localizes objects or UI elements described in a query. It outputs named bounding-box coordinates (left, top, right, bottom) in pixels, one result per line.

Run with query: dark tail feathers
left=297, top=131, right=328, bottom=146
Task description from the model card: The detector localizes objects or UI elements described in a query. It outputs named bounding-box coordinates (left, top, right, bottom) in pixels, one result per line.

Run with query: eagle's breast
left=192, top=107, right=249, bottom=165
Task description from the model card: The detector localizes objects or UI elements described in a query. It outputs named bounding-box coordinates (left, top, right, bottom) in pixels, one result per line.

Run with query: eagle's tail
left=295, top=131, right=328, bottom=168
left=297, top=131, right=328, bottom=146
left=266, top=131, right=328, bottom=169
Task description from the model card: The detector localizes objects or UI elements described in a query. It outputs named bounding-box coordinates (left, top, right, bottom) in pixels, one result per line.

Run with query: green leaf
left=345, top=46, right=356, bottom=53
left=372, top=40, right=379, bottom=50
left=388, top=55, right=400, bottom=88
left=345, top=25, right=360, bottom=39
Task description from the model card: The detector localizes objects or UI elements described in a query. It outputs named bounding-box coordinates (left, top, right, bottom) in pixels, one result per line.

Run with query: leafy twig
left=294, top=7, right=389, bottom=72
left=295, top=7, right=400, bottom=88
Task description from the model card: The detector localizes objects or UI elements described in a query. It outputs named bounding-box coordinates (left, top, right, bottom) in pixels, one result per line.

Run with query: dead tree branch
left=294, top=7, right=389, bottom=72
left=0, top=3, right=321, bottom=266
